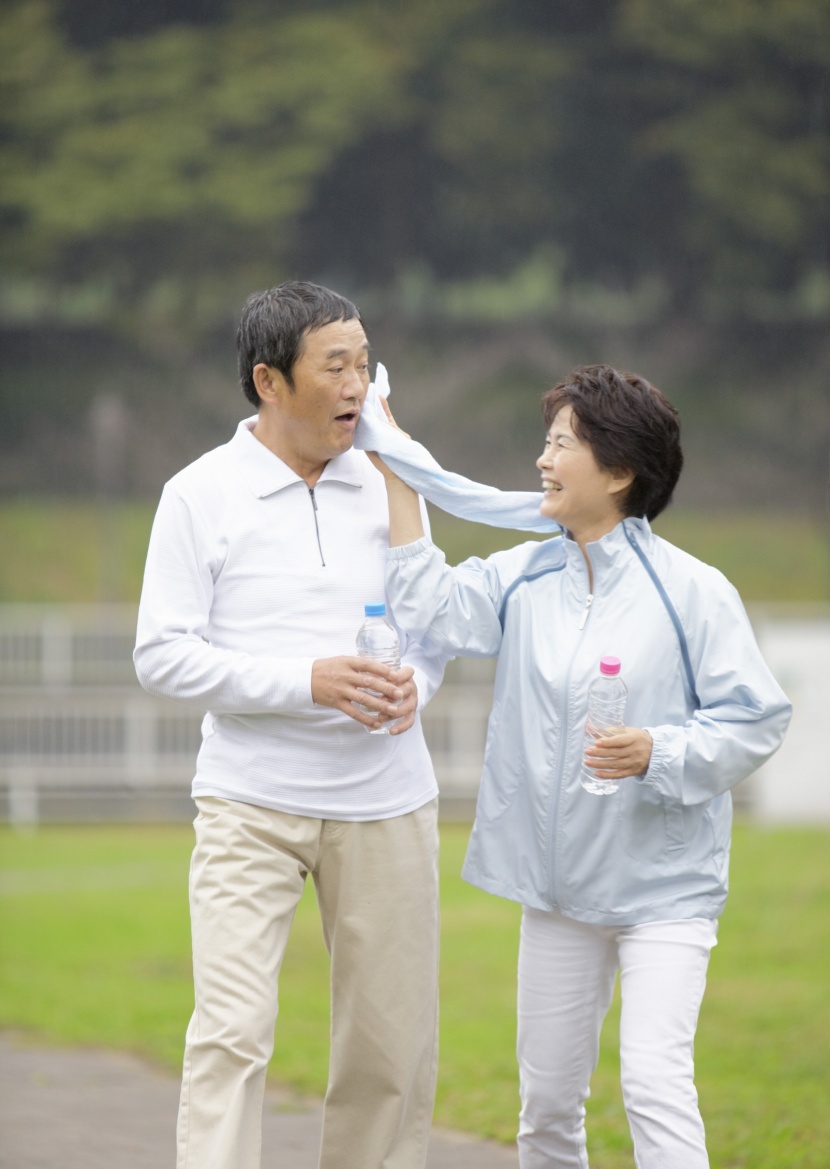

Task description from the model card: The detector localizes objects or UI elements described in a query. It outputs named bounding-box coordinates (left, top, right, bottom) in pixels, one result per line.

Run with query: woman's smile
left=536, top=404, right=632, bottom=546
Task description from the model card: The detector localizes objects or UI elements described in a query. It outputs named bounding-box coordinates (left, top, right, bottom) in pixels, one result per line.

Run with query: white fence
left=0, top=604, right=824, bottom=826
left=0, top=605, right=494, bottom=824
left=749, top=609, right=830, bottom=823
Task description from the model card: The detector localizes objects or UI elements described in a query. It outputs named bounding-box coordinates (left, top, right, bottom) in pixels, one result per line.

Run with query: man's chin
left=325, top=434, right=355, bottom=460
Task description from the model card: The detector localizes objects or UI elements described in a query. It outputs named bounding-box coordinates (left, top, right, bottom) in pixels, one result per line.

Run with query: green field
left=1, top=823, right=828, bottom=1165
left=1, top=498, right=828, bottom=603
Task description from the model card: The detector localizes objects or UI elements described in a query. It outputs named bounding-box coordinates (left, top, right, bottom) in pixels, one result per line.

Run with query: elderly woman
left=369, top=365, right=790, bottom=1169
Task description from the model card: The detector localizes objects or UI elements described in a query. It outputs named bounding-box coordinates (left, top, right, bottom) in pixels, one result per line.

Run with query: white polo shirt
left=134, top=418, right=443, bottom=820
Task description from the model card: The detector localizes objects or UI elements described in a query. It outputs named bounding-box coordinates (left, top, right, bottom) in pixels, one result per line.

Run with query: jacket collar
left=230, top=417, right=366, bottom=498
left=563, top=516, right=654, bottom=576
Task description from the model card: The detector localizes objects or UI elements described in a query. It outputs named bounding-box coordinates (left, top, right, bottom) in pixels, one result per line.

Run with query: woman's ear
left=608, top=467, right=635, bottom=498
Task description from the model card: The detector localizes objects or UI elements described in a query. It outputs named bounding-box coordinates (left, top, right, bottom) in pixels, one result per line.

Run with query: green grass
left=429, top=508, right=830, bottom=603
left=651, top=510, right=830, bottom=605
left=0, top=500, right=154, bottom=603
left=0, top=499, right=827, bottom=603
left=1, top=823, right=828, bottom=1165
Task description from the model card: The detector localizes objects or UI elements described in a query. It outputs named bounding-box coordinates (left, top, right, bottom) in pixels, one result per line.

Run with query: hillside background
left=1, top=0, right=828, bottom=595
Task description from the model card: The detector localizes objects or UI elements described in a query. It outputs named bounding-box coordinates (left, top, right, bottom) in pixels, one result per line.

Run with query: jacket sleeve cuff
left=641, top=725, right=684, bottom=798
left=387, top=536, right=433, bottom=562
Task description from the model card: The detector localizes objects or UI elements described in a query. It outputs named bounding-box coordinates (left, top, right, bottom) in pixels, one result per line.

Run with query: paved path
left=0, top=1033, right=518, bottom=1169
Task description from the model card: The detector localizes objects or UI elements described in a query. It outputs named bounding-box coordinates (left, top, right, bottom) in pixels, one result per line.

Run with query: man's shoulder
left=165, top=432, right=240, bottom=496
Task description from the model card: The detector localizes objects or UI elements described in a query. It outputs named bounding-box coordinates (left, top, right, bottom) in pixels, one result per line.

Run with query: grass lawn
left=1, top=822, right=828, bottom=1165
left=1, top=499, right=828, bottom=603
left=428, top=508, right=830, bottom=604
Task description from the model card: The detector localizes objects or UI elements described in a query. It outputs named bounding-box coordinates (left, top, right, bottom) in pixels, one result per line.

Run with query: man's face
left=256, top=317, right=370, bottom=481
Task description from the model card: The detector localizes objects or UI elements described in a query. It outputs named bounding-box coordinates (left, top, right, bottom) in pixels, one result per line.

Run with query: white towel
left=354, top=364, right=560, bottom=534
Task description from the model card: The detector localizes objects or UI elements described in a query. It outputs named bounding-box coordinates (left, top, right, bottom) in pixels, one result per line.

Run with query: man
left=134, top=282, right=444, bottom=1169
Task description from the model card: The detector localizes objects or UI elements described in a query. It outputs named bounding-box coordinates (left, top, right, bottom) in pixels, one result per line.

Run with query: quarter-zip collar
left=231, top=417, right=365, bottom=499
left=559, top=518, right=653, bottom=627
left=562, top=517, right=653, bottom=583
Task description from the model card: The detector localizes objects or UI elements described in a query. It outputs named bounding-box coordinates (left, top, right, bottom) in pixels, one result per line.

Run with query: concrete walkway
left=0, top=1033, right=518, bottom=1169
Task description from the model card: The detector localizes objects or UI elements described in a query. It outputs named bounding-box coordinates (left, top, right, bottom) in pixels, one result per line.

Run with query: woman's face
left=536, top=405, right=633, bottom=545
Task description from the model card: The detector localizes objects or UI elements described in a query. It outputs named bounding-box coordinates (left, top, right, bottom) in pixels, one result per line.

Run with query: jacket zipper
left=309, top=487, right=326, bottom=567
left=547, top=556, right=595, bottom=907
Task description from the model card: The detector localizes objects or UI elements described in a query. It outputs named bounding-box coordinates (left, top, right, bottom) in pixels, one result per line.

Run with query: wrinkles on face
left=254, top=317, right=370, bottom=485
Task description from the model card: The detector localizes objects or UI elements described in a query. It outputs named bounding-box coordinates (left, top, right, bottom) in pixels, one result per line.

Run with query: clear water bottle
left=581, top=656, right=628, bottom=795
left=355, top=602, right=401, bottom=735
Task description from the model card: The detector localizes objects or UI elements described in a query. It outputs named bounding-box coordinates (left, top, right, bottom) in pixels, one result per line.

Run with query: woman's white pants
left=517, top=909, right=718, bottom=1169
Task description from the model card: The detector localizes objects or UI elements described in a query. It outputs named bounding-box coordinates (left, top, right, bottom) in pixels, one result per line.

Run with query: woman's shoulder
left=479, top=533, right=567, bottom=580
left=649, top=530, right=743, bottom=609
left=437, top=535, right=567, bottom=606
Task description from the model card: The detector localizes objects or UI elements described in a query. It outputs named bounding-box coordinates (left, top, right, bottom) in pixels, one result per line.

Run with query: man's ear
left=252, top=363, right=289, bottom=405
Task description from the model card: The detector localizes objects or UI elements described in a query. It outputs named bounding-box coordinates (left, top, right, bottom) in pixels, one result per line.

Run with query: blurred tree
left=56, top=0, right=231, bottom=48
left=0, top=0, right=403, bottom=339
left=0, top=0, right=827, bottom=505
left=291, top=0, right=830, bottom=318
left=0, top=0, right=827, bottom=330
left=299, top=0, right=604, bottom=285
left=620, top=0, right=830, bottom=311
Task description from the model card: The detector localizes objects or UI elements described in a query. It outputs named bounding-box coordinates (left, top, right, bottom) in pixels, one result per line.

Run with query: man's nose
left=343, top=368, right=367, bottom=398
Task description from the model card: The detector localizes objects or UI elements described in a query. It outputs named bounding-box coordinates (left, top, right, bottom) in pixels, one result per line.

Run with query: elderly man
left=134, top=282, right=444, bottom=1169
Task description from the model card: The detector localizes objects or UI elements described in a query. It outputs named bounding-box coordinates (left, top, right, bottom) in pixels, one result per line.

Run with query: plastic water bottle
left=581, top=656, right=628, bottom=795
left=355, top=602, right=401, bottom=734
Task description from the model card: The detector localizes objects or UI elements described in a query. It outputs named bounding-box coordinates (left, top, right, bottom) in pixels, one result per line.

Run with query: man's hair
left=541, top=364, right=683, bottom=521
left=236, top=281, right=363, bottom=406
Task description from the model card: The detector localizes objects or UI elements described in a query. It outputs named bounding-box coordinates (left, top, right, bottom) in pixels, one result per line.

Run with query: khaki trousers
left=177, top=796, right=440, bottom=1169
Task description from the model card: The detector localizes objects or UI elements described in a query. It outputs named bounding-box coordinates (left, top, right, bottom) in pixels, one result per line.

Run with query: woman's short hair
left=542, top=364, right=683, bottom=521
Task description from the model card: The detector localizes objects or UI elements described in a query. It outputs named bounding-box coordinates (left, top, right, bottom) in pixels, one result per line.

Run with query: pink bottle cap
left=599, top=656, right=621, bottom=675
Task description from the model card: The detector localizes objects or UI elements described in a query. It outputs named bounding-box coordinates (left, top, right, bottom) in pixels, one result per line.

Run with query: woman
left=370, top=364, right=791, bottom=1169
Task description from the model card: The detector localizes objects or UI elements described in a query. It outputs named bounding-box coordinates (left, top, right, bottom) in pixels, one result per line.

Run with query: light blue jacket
left=386, top=518, right=792, bottom=924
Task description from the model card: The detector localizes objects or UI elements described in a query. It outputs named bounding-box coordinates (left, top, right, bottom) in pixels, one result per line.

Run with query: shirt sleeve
left=133, top=483, right=315, bottom=714
left=399, top=634, right=447, bottom=712
left=642, top=574, right=792, bottom=806
left=395, top=497, right=451, bottom=709
left=386, top=537, right=507, bottom=658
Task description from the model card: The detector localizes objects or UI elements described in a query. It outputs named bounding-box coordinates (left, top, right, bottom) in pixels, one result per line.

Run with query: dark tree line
left=2, top=0, right=827, bottom=327
left=0, top=0, right=828, bottom=505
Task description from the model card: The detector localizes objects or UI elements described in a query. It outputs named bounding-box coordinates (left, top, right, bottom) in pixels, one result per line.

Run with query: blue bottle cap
left=364, top=602, right=387, bottom=617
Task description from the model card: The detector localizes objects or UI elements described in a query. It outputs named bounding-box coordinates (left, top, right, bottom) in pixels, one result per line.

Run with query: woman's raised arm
left=365, top=400, right=426, bottom=547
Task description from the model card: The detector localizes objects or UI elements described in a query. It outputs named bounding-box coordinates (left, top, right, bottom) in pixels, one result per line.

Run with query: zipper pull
left=309, top=487, right=318, bottom=511
left=578, top=594, right=594, bottom=630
